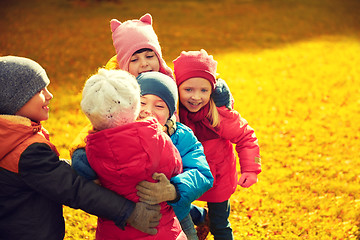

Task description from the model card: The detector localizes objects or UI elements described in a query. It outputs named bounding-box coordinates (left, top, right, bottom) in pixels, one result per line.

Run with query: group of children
left=0, top=13, right=261, bottom=240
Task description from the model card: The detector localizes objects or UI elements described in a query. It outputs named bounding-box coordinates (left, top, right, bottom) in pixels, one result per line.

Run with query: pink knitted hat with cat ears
left=110, top=14, right=173, bottom=79
left=173, top=49, right=217, bottom=89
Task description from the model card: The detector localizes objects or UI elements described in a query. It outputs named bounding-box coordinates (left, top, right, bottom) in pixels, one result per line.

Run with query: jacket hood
left=0, top=115, right=42, bottom=160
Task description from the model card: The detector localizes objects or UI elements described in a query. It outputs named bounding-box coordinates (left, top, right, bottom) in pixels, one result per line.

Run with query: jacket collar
left=0, top=115, right=44, bottom=160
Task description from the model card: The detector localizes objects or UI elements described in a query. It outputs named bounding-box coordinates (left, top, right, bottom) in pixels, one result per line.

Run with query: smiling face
left=15, top=87, right=53, bottom=122
left=139, top=94, right=170, bottom=126
left=178, top=77, right=212, bottom=113
left=128, top=49, right=160, bottom=77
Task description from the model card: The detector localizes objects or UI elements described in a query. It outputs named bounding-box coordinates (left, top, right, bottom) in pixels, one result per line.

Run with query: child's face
left=178, top=77, right=212, bottom=113
left=15, top=87, right=53, bottom=122
left=139, top=94, right=169, bottom=126
left=128, top=50, right=160, bottom=77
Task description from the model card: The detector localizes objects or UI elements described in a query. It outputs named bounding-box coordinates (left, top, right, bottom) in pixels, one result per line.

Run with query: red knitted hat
left=173, top=49, right=217, bottom=89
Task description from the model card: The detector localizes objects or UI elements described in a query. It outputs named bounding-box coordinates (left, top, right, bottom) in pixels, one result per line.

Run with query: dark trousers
left=190, top=200, right=233, bottom=240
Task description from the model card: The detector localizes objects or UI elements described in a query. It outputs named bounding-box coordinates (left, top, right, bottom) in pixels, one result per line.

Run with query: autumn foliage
left=1, top=0, right=360, bottom=239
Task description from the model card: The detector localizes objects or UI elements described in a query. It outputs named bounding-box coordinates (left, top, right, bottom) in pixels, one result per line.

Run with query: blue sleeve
left=168, top=123, right=214, bottom=221
left=71, top=148, right=98, bottom=181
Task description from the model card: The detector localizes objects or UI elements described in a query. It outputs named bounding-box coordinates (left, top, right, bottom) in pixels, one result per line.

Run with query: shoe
left=196, top=206, right=210, bottom=240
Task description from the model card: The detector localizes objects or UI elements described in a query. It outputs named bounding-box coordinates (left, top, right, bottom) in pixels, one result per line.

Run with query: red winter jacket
left=86, top=118, right=186, bottom=240
left=184, top=107, right=261, bottom=203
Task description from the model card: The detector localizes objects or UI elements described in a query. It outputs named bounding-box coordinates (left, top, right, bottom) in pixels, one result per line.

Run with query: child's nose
left=45, top=89, right=53, bottom=100
left=140, top=58, right=149, bottom=67
left=141, top=105, right=151, bottom=112
left=191, top=92, right=201, bottom=100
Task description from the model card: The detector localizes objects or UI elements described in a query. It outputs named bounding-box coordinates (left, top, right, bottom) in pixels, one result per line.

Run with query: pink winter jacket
left=187, top=107, right=261, bottom=203
left=85, top=118, right=186, bottom=240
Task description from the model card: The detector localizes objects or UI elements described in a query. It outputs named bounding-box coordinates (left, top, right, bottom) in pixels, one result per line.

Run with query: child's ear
left=140, top=13, right=152, bottom=25
left=110, top=19, right=122, bottom=32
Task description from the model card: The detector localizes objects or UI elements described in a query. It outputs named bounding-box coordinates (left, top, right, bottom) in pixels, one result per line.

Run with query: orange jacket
left=0, top=115, right=58, bottom=173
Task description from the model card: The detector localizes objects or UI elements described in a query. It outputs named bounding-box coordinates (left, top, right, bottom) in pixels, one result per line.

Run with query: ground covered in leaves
left=1, top=0, right=360, bottom=239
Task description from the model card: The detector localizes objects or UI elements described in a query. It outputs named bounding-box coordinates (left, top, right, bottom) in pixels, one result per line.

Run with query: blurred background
left=2, top=0, right=359, bottom=91
left=1, top=0, right=360, bottom=239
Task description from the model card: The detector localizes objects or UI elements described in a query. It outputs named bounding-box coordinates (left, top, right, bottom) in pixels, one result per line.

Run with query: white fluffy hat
left=81, top=69, right=140, bottom=130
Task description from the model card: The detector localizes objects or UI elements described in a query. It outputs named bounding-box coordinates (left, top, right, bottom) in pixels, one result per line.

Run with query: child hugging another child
left=173, top=50, right=262, bottom=240
left=72, top=69, right=214, bottom=240
left=70, top=14, right=216, bottom=240
left=80, top=68, right=187, bottom=240
left=69, top=13, right=175, bottom=179
left=136, top=71, right=214, bottom=240
left=0, top=56, right=161, bottom=240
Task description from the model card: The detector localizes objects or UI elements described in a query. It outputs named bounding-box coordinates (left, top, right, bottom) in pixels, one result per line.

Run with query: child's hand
left=136, top=173, right=177, bottom=204
left=212, top=78, right=233, bottom=109
left=127, top=202, right=161, bottom=235
left=238, top=172, right=258, bottom=188
left=93, top=179, right=101, bottom=185
left=138, top=110, right=155, bottom=120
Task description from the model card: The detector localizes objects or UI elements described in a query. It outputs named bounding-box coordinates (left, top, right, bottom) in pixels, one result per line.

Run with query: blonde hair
left=105, top=55, right=119, bottom=70
left=206, top=98, right=220, bottom=128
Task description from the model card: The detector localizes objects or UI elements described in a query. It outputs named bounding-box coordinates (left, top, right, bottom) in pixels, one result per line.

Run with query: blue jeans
left=190, top=204, right=207, bottom=225
left=190, top=200, right=233, bottom=240
left=180, top=213, right=198, bottom=240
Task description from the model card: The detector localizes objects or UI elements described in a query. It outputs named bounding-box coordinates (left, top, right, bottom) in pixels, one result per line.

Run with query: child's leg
left=189, top=204, right=207, bottom=225
left=180, top=213, right=199, bottom=240
left=208, top=200, right=233, bottom=240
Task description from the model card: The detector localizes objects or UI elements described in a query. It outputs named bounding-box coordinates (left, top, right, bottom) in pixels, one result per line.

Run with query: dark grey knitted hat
left=137, top=71, right=178, bottom=117
left=0, top=56, right=50, bottom=115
